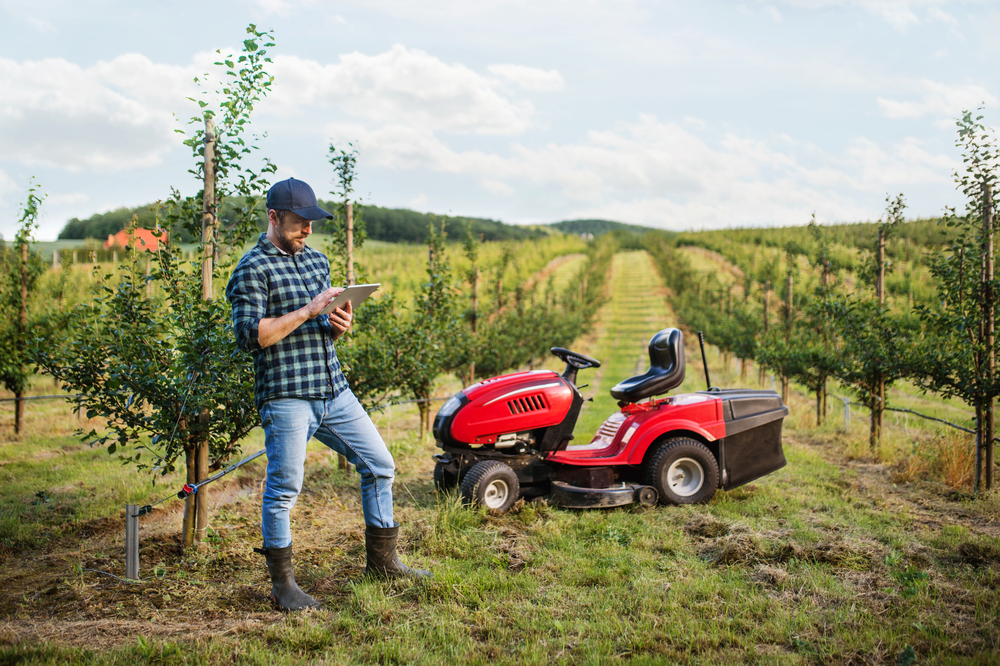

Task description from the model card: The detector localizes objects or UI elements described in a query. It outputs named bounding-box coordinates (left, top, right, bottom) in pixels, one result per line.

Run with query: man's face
left=269, top=210, right=313, bottom=254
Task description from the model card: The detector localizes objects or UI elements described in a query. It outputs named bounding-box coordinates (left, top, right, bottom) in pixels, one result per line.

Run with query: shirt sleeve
left=226, top=262, right=265, bottom=352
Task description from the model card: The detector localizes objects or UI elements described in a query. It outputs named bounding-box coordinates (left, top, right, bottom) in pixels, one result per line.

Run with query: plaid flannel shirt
left=226, top=233, right=350, bottom=409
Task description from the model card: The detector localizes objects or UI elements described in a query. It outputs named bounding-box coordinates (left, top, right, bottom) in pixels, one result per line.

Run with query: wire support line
left=0, top=394, right=83, bottom=402
left=829, top=392, right=998, bottom=442
left=81, top=569, right=140, bottom=584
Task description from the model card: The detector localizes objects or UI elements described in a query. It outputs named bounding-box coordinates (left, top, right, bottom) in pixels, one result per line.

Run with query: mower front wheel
left=433, top=462, right=459, bottom=490
left=645, top=437, right=719, bottom=505
left=461, top=461, right=520, bottom=513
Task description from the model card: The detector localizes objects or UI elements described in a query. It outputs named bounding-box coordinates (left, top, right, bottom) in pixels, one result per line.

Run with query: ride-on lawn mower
left=431, top=328, right=789, bottom=512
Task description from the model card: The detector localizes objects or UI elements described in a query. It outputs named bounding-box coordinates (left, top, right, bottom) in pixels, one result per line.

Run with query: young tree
left=823, top=194, right=907, bottom=449
left=909, top=110, right=999, bottom=490
left=0, top=183, right=45, bottom=434
left=33, top=26, right=277, bottom=547
left=403, top=220, right=461, bottom=438
left=325, top=143, right=367, bottom=286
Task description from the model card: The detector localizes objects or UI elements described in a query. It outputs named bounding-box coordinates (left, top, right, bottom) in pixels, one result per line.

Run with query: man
left=226, top=177, right=430, bottom=612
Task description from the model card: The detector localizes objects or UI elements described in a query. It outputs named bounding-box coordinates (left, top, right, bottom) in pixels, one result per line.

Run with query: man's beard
left=274, top=224, right=307, bottom=254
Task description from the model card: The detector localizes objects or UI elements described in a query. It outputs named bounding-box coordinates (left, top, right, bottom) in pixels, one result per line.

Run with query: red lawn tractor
left=431, top=328, right=789, bottom=512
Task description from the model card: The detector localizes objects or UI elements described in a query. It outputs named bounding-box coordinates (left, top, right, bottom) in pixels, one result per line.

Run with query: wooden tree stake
left=983, top=181, right=994, bottom=490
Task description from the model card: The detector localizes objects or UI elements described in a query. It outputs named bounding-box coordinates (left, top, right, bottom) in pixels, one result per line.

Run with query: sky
left=1, top=0, right=998, bottom=241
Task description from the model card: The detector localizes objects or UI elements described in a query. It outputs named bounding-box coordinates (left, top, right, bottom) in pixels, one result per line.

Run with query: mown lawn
left=1, top=250, right=998, bottom=665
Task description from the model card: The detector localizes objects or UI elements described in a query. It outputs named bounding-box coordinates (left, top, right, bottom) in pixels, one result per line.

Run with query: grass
left=2, top=247, right=1000, bottom=664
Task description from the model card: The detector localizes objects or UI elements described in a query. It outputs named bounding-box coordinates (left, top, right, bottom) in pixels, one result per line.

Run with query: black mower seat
left=610, top=328, right=686, bottom=402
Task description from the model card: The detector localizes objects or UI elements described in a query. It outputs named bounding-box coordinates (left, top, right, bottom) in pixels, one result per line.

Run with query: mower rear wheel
left=461, top=461, right=520, bottom=513
left=644, top=437, right=719, bottom=505
left=433, top=462, right=459, bottom=490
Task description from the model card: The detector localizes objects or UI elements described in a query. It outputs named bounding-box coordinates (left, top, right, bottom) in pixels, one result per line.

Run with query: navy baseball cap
left=266, top=178, right=333, bottom=220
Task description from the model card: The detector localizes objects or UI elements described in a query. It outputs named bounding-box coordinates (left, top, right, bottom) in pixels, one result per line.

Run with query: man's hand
left=328, top=300, right=353, bottom=341
left=305, top=287, right=344, bottom=319
left=258, top=287, right=344, bottom=348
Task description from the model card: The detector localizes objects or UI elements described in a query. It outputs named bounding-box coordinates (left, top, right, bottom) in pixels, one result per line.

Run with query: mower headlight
left=438, top=394, right=464, bottom=418
left=433, top=392, right=466, bottom=444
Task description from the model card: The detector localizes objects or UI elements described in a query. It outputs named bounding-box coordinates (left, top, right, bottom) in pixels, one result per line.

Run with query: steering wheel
left=550, top=347, right=602, bottom=370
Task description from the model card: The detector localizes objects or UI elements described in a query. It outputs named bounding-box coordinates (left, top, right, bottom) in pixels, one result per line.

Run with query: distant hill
left=58, top=200, right=544, bottom=244
left=548, top=219, right=658, bottom=236
left=315, top=202, right=542, bottom=243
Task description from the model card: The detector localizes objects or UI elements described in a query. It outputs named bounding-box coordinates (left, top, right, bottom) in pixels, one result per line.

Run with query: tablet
left=320, top=283, right=381, bottom=315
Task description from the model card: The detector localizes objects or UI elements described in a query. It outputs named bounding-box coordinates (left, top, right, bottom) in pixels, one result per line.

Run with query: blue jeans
left=259, top=390, right=395, bottom=548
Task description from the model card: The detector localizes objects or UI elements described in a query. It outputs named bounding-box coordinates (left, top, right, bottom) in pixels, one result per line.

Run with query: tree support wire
left=133, top=449, right=267, bottom=518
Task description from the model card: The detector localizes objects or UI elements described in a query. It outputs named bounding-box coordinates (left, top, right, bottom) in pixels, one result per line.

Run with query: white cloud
left=0, top=169, right=18, bottom=209
left=927, top=6, right=956, bottom=25
left=776, top=0, right=928, bottom=31
left=878, top=80, right=998, bottom=119
left=328, top=114, right=957, bottom=229
left=0, top=53, right=211, bottom=171
left=267, top=46, right=538, bottom=135
left=487, top=64, right=565, bottom=92
left=481, top=178, right=515, bottom=196
left=47, top=192, right=89, bottom=206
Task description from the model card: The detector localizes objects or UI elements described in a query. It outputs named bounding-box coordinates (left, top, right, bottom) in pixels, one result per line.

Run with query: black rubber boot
left=364, top=523, right=432, bottom=580
left=254, top=545, right=321, bottom=611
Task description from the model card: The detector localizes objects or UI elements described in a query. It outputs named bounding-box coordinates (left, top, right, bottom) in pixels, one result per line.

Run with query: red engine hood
left=451, top=370, right=574, bottom=445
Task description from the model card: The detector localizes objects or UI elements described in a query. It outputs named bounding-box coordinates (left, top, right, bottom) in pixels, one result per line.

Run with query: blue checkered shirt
left=226, top=234, right=350, bottom=409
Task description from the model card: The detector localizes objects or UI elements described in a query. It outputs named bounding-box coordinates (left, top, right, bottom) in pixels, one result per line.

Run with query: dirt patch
left=752, top=564, right=789, bottom=588
left=701, top=530, right=880, bottom=570
left=711, top=534, right=765, bottom=565
left=956, top=538, right=1000, bottom=567
left=0, top=616, right=282, bottom=650
left=802, top=540, right=881, bottom=569
left=685, top=514, right=731, bottom=538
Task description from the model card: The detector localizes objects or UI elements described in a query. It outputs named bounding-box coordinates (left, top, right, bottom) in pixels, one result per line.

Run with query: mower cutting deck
left=432, top=328, right=789, bottom=512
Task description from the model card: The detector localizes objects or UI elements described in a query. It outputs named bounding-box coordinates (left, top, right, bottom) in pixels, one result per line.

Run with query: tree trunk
left=418, top=400, right=430, bottom=441
left=14, top=395, right=24, bottom=435
left=191, top=115, right=216, bottom=548
left=346, top=202, right=354, bottom=286
left=196, top=414, right=210, bottom=546
left=785, top=272, right=793, bottom=330
left=16, top=240, right=28, bottom=435
left=983, top=181, right=994, bottom=489
left=469, top=269, right=479, bottom=385
left=816, top=388, right=822, bottom=426
left=975, top=406, right=984, bottom=493
left=182, top=442, right=196, bottom=548
left=760, top=280, right=770, bottom=388
left=872, top=228, right=886, bottom=451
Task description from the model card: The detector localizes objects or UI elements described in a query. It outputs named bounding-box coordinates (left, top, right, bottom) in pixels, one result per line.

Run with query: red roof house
left=104, top=227, right=168, bottom=252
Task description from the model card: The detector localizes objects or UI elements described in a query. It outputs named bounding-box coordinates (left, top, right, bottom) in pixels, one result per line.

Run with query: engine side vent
left=507, top=393, right=548, bottom=415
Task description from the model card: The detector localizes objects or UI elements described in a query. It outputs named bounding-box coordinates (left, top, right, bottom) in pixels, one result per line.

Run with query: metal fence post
left=770, top=375, right=775, bottom=391
left=843, top=398, right=850, bottom=431
left=125, top=504, right=139, bottom=580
